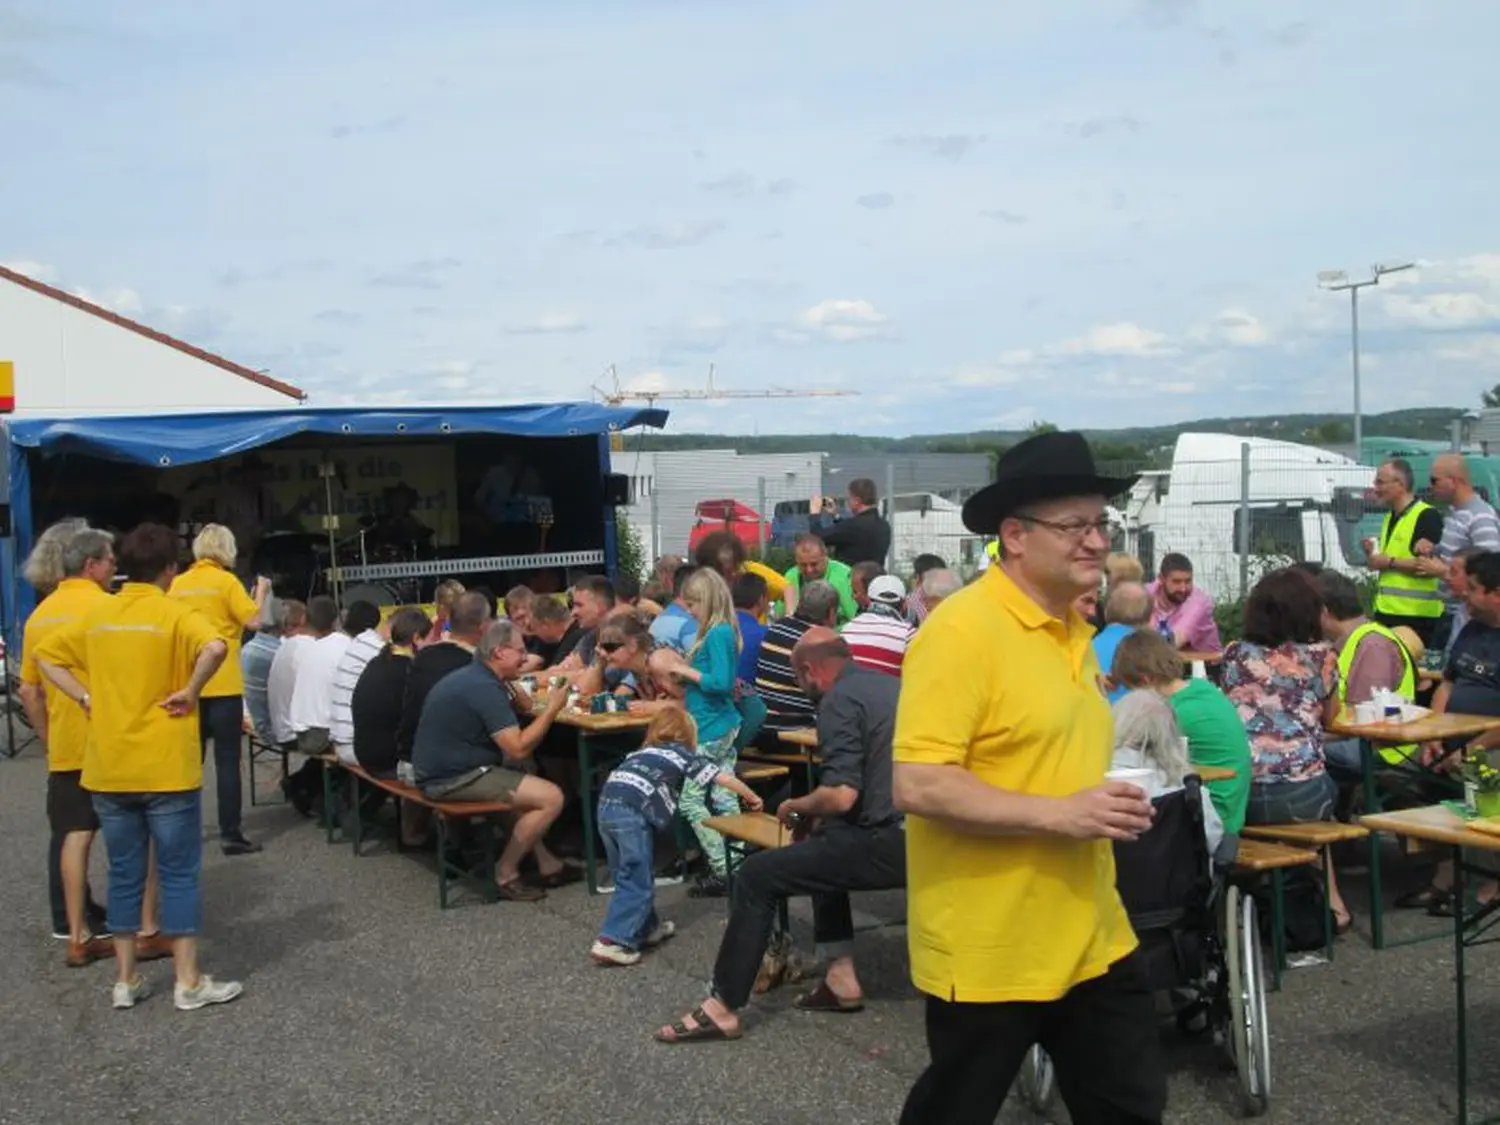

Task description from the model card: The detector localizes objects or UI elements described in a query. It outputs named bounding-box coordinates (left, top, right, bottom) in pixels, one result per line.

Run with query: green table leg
left=1363, top=738, right=1387, bottom=950
left=1453, top=843, right=1469, bottom=1125
left=1322, top=847, right=1335, bottom=963
left=1271, top=871, right=1286, bottom=992
left=348, top=771, right=363, bottom=856
left=578, top=732, right=601, bottom=895
left=322, top=760, right=338, bottom=844
left=437, top=815, right=450, bottom=910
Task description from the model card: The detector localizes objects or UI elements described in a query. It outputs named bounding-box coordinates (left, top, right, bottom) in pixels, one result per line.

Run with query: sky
left=3, top=0, right=1499, bottom=436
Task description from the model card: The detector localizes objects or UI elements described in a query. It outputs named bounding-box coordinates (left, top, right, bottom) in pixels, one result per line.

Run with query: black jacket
left=820, top=508, right=892, bottom=566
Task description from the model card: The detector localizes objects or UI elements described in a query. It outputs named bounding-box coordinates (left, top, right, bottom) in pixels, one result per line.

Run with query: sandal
left=1333, top=910, right=1353, bottom=937
left=794, top=981, right=865, bottom=1013
left=496, top=878, right=546, bottom=903
left=655, top=1005, right=741, bottom=1044
left=534, top=866, right=584, bottom=888
left=1396, top=884, right=1449, bottom=910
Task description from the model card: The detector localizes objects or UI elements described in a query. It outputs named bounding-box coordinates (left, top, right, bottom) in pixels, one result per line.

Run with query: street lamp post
left=1317, top=261, right=1415, bottom=453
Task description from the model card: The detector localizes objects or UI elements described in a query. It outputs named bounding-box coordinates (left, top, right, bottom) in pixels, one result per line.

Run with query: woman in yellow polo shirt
left=692, top=530, right=786, bottom=623
left=167, top=525, right=270, bottom=856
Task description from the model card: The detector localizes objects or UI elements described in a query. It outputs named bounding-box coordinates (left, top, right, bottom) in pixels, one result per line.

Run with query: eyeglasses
left=1014, top=514, right=1117, bottom=541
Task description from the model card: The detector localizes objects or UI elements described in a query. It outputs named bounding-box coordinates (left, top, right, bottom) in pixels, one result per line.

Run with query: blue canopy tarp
left=2, top=402, right=667, bottom=640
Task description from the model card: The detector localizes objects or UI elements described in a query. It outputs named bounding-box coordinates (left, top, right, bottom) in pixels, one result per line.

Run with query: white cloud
left=795, top=298, right=891, bottom=342
left=623, top=369, right=672, bottom=393
left=1059, top=321, right=1174, bottom=357
left=1382, top=290, right=1500, bottom=328
left=72, top=286, right=144, bottom=315
left=614, top=220, right=726, bottom=250
left=1189, top=308, right=1269, bottom=347
left=507, top=312, right=586, bottom=335
left=1, top=258, right=56, bottom=281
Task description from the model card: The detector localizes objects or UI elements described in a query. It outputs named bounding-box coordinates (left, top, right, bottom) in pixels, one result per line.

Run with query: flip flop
left=655, top=1005, right=742, bottom=1044
left=496, top=878, right=546, bottom=903
left=794, top=982, right=865, bottom=1013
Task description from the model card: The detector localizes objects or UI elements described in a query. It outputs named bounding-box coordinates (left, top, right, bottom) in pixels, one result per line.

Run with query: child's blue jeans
left=597, top=799, right=658, bottom=950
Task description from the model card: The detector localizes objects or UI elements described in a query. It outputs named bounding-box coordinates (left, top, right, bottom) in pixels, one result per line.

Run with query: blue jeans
left=597, top=801, right=658, bottom=950
left=92, top=791, right=203, bottom=936
left=1246, top=771, right=1336, bottom=826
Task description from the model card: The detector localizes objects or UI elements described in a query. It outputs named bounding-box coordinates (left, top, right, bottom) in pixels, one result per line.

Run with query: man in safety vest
left=1366, top=458, right=1446, bottom=647
left=1317, top=570, right=1419, bottom=776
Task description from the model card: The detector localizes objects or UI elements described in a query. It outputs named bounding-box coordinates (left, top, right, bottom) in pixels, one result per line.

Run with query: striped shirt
left=1438, top=495, right=1500, bottom=561
left=330, top=629, right=387, bottom=748
left=842, top=610, right=916, bottom=677
left=755, top=616, right=816, bottom=731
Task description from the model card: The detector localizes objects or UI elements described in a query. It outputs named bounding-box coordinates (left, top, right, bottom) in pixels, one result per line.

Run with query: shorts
left=425, top=766, right=526, bottom=804
left=47, top=770, right=100, bottom=835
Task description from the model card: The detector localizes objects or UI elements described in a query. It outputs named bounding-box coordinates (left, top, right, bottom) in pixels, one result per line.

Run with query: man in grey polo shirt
left=655, top=628, right=906, bottom=1043
left=411, top=619, right=571, bottom=902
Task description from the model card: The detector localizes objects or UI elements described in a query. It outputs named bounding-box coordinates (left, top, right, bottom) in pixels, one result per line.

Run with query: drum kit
left=253, top=520, right=432, bottom=608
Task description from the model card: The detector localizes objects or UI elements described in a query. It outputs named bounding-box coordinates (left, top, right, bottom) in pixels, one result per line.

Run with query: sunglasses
left=597, top=641, right=624, bottom=654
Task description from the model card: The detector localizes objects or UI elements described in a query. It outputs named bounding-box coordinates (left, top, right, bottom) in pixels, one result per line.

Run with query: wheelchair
left=1017, top=777, right=1271, bottom=1117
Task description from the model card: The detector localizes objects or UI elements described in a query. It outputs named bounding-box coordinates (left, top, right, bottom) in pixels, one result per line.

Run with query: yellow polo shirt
left=37, top=582, right=221, bottom=793
left=168, top=558, right=258, bottom=698
left=894, top=565, right=1136, bottom=1003
left=19, top=578, right=108, bottom=773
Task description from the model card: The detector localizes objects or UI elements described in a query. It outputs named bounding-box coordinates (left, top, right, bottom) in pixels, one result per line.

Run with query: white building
left=0, top=265, right=305, bottom=416
left=611, top=448, right=823, bottom=558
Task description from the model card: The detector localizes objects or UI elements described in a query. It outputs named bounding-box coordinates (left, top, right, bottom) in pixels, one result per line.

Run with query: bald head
left=790, top=626, right=851, bottom=699
left=1105, top=581, right=1152, bottom=627
left=1432, top=453, right=1473, bottom=504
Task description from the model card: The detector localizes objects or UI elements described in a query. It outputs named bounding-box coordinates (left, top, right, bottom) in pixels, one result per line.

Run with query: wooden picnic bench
left=1230, top=837, right=1321, bottom=990
left=332, top=760, right=517, bottom=909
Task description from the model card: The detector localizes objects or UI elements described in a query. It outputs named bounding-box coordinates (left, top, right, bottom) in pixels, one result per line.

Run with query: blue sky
left=3, top=0, right=1498, bottom=435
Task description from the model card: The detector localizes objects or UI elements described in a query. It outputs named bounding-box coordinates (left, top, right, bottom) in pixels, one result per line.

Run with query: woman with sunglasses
left=569, top=612, right=683, bottom=710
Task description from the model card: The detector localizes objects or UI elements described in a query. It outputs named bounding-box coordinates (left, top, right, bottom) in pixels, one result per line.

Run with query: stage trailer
left=0, top=402, right=667, bottom=643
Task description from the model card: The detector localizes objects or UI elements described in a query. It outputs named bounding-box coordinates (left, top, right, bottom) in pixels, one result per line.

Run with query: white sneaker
left=174, top=974, right=244, bottom=1011
left=112, top=976, right=151, bottom=1010
left=641, top=921, right=677, bottom=948
left=590, top=939, right=642, bottom=967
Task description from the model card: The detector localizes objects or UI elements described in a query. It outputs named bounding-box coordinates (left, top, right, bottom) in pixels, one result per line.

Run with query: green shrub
left=614, top=512, right=647, bottom=583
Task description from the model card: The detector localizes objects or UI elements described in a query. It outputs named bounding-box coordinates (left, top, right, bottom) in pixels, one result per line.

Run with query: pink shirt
left=1147, top=581, right=1222, bottom=653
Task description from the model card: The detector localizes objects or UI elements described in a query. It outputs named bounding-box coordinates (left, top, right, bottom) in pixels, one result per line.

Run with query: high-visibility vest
left=1373, top=500, right=1443, bottom=621
left=1336, top=620, right=1418, bottom=766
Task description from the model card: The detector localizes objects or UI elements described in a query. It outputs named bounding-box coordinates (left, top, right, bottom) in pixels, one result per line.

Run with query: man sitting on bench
left=411, top=619, right=573, bottom=903
left=656, top=628, right=906, bottom=1043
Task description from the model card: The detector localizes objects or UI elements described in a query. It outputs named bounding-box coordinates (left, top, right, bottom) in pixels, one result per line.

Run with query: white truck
left=1120, top=433, right=1376, bottom=603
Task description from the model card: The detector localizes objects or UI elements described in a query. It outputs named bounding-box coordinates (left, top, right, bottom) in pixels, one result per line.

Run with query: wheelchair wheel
left=1224, top=884, right=1271, bottom=1116
left=1016, top=1044, right=1057, bottom=1115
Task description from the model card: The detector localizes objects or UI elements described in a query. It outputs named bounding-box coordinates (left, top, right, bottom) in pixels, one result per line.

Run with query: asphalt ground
left=4, top=738, right=1500, bottom=1125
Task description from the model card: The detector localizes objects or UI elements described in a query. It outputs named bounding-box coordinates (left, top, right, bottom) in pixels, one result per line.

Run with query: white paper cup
left=1106, top=767, right=1156, bottom=787
left=1353, top=701, right=1380, bottom=725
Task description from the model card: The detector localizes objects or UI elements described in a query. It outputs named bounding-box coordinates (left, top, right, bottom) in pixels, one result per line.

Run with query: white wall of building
left=611, top=449, right=824, bottom=558
left=0, top=272, right=303, bottom=416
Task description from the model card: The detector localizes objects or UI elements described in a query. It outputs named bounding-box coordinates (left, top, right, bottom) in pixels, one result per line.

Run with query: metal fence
left=622, top=442, right=1381, bottom=600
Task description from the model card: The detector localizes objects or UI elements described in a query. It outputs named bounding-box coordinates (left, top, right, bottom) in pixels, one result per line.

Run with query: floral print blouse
left=1220, top=640, right=1338, bottom=784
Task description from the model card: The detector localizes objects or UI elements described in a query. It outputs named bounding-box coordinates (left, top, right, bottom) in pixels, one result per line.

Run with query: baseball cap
left=867, top=575, right=906, bottom=605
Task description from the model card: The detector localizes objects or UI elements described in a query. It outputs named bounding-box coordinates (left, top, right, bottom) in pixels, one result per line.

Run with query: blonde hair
left=1106, top=552, right=1144, bottom=587
left=192, top=523, right=238, bottom=568
left=681, top=567, right=741, bottom=660
left=643, top=703, right=699, bottom=751
left=433, top=579, right=466, bottom=614
left=23, top=517, right=90, bottom=592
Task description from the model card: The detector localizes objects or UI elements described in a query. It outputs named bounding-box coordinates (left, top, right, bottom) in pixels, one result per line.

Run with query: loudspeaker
left=602, top=474, right=632, bottom=506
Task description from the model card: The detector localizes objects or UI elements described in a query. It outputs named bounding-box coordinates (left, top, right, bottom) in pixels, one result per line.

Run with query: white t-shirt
left=330, top=629, right=385, bottom=751
left=267, top=634, right=312, bottom=746
left=289, top=632, right=353, bottom=736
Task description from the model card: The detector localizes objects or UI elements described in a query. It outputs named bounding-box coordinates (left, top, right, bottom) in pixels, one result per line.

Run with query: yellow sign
left=0, top=360, right=14, bottom=413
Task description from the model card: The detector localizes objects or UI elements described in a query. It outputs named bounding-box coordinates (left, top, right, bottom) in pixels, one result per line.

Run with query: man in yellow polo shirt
left=895, top=431, right=1165, bottom=1125
left=37, top=522, right=243, bottom=1014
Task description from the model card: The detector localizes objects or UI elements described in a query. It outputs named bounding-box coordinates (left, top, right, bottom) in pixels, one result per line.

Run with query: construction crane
left=592, top=363, right=857, bottom=408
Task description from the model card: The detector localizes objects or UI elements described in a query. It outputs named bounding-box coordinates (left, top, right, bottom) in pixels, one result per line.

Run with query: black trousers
left=712, top=823, right=906, bottom=1010
left=899, top=952, right=1166, bottom=1125
left=197, top=695, right=245, bottom=839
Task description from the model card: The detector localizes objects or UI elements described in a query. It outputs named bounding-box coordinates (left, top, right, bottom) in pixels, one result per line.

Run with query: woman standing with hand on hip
left=652, top=568, right=743, bottom=898
left=168, top=524, right=271, bottom=856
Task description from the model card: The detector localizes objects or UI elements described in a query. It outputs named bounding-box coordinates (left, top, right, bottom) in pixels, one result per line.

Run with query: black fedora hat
left=961, top=431, right=1139, bottom=534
